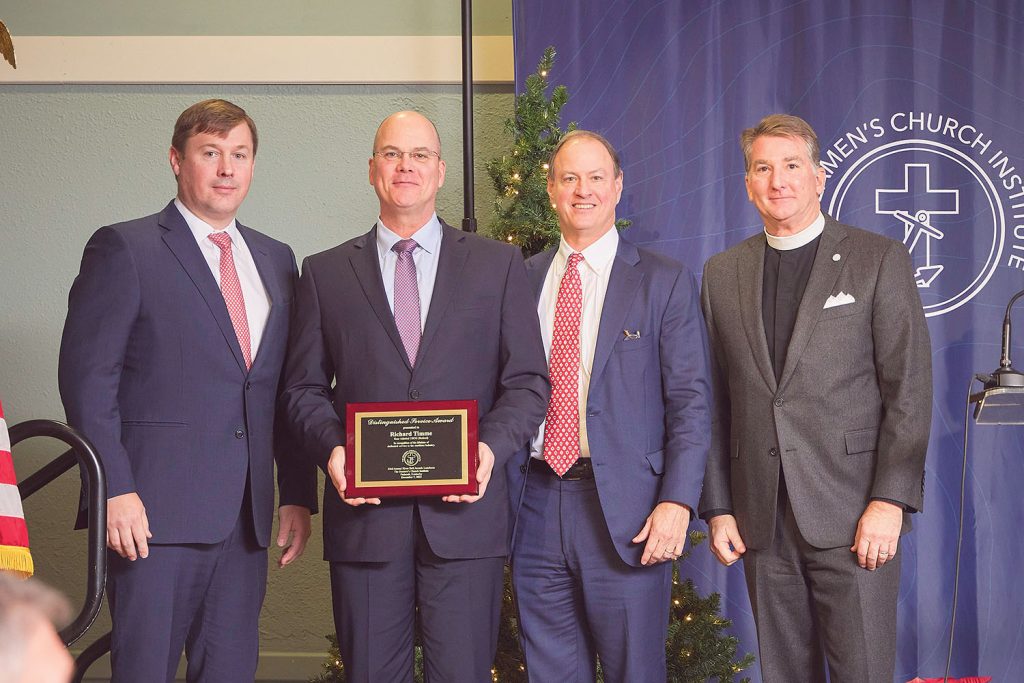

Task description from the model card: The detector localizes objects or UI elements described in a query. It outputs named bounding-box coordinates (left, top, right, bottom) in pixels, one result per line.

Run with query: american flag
left=0, top=400, right=33, bottom=577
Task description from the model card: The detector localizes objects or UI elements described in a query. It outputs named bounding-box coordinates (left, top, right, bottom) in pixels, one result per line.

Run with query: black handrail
left=10, top=419, right=107, bottom=646
left=71, top=631, right=112, bottom=683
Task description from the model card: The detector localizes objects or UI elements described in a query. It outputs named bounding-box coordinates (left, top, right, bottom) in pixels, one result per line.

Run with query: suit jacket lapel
left=238, top=224, right=281, bottom=373
left=736, top=236, right=777, bottom=391
left=778, top=219, right=849, bottom=391
left=159, top=202, right=248, bottom=374
left=418, top=223, right=469, bottom=363
left=349, top=225, right=412, bottom=369
left=591, top=239, right=643, bottom=388
left=525, top=249, right=556, bottom=302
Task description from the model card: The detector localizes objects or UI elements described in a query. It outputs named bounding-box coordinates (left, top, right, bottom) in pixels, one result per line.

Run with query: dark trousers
left=511, top=467, right=672, bottom=683
left=329, top=509, right=505, bottom=683
left=107, top=494, right=266, bottom=683
left=743, top=481, right=901, bottom=683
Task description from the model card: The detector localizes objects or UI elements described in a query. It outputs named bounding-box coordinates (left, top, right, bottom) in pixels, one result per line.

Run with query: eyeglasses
left=373, top=149, right=441, bottom=164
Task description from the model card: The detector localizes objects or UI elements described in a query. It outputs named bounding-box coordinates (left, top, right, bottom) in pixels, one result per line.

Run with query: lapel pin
left=623, top=329, right=641, bottom=340
left=832, top=253, right=841, bottom=261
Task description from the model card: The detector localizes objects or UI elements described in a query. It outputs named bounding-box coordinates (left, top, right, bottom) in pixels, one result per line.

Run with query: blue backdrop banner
left=513, top=2, right=1024, bottom=680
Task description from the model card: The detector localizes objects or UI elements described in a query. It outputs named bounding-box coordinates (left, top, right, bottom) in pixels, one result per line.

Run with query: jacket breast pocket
left=818, top=301, right=865, bottom=322
left=615, top=337, right=653, bottom=353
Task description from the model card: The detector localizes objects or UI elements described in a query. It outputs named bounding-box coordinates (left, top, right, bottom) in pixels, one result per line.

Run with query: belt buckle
left=562, top=461, right=590, bottom=480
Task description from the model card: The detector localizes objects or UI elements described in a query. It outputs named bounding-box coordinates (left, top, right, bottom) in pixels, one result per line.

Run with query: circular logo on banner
left=401, top=450, right=422, bottom=467
left=821, top=113, right=1022, bottom=318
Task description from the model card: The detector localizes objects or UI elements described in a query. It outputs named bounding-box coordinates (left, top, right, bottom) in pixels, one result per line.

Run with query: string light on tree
left=309, top=47, right=754, bottom=683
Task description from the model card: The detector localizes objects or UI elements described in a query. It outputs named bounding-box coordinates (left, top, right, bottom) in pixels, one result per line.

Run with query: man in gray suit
left=698, top=114, right=932, bottom=682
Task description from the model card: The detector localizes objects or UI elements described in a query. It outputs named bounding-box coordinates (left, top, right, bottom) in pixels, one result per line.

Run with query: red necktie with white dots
left=208, top=232, right=252, bottom=369
left=542, top=252, right=584, bottom=476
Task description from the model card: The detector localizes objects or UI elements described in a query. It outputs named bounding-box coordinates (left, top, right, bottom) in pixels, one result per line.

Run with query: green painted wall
left=1, top=0, right=512, bottom=36
left=0, top=82, right=515, bottom=680
left=0, top=5, right=516, bottom=679
left=1, top=6, right=517, bottom=677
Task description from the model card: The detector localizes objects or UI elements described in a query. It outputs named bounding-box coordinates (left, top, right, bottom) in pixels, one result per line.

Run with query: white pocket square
left=823, top=291, right=856, bottom=309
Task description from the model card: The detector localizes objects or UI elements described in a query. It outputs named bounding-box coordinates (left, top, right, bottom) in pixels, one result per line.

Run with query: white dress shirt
left=375, top=214, right=443, bottom=331
left=531, top=227, right=620, bottom=460
left=175, top=198, right=271, bottom=358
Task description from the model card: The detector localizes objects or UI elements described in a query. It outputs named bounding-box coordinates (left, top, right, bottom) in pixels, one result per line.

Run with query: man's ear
left=169, top=146, right=182, bottom=178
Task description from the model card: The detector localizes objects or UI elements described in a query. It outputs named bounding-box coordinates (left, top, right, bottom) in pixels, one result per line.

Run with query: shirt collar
left=764, top=212, right=825, bottom=251
left=376, top=213, right=442, bottom=255
left=175, top=198, right=241, bottom=244
left=557, top=226, right=619, bottom=274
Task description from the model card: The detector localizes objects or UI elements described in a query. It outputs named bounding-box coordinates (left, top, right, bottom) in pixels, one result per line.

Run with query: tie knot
left=208, top=231, right=232, bottom=251
left=392, top=239, right=418, bottom=255
left=567, top=252, right=585, bottom=268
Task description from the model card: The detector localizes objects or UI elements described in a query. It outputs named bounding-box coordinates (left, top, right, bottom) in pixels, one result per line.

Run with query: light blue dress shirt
left=375, top=214, right=443, bottom=332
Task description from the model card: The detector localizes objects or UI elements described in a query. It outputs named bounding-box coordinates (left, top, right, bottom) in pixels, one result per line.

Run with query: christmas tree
left=485, top=46, right=630, bottom=256
left=309, top=47, right=754, bottom=683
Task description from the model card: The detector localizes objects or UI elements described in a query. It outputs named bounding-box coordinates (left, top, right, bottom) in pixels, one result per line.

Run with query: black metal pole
left=461, top=0, right=477, bottom=232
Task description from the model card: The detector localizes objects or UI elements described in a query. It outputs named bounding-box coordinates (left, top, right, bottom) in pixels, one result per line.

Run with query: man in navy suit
left=281, top=111, right=549, bottom=682
left=59, top=99, right=317, bottom=683
left=511, top=130, right=712, bottom=682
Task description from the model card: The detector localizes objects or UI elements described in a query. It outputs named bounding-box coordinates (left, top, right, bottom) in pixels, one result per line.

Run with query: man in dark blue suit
left=281, top=111, right=549, bottom=682
left=511, top=130, right=712, bottom=682
left=59, top=99, right=317, bottom=683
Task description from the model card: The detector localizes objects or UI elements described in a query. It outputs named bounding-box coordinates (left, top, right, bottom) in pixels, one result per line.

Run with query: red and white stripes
left=0, top=401, right=33, bottom=578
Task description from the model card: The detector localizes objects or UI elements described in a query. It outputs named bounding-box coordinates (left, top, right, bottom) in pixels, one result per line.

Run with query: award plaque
left=344, top=400, right=479, bottom=498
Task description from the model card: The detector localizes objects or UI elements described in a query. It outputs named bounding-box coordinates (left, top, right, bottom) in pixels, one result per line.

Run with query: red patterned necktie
left=543, top=252, right=584, bottom=476
left=392, top=239, right=421, bottom=366
left=208, top=232, right=253, bottom=369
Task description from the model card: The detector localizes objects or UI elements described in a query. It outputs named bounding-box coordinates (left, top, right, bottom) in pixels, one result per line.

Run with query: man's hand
left=632, top=501, right=691, bottom=566
left=327, top=445, right=381, bottom=506
left=276, top=505, right=312, bottom=568
left=442, top=441, right=495, bottom=504
left=107, top=492, right=152, bottom=560
left=708, top=514, right=746, bottom=566
left=851, top=500, right=902, bottom=570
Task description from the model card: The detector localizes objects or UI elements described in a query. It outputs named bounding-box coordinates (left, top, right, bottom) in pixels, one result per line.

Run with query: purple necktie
left=392, top=239, right=421, bottom=366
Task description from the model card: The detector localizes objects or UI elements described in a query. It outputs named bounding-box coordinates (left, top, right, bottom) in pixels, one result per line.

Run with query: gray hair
left=740, top=114, right=820, bottom=171
left=548, top=129, right=622, bottom=179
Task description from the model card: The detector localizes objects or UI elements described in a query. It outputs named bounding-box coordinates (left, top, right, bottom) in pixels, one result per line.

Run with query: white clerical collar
left=557, top=226, right=619, bottom=275
left=175, top=198, right=239, bottom=241
left=764, top=213, right=825, bottom=251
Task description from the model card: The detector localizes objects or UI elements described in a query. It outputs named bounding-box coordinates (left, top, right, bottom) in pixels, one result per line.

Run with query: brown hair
left=171, top=99, right=258, bottom=156
left=548, top=129, right=622, bottom=179
left=740, top=114, right=820, bottom=171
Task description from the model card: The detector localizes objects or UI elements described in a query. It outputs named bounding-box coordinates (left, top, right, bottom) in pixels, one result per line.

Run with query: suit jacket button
left=768, top=447, right=779, bottom=457
left=245, top=382, right=252, bottom=391
left=235, top=429, right=245, bottom=439
left=520, top=464, right=528, bottom=473
left=774, top=397, right=784, bottom=407
left=409, top=389, right=421, bottom=400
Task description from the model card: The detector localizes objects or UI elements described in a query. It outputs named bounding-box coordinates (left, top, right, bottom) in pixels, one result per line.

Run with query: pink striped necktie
left=208, top=231, right=253, bottom=369
left=392, top=239, right=421, bottom=366
left=542, top=252, right=584, bottom=476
